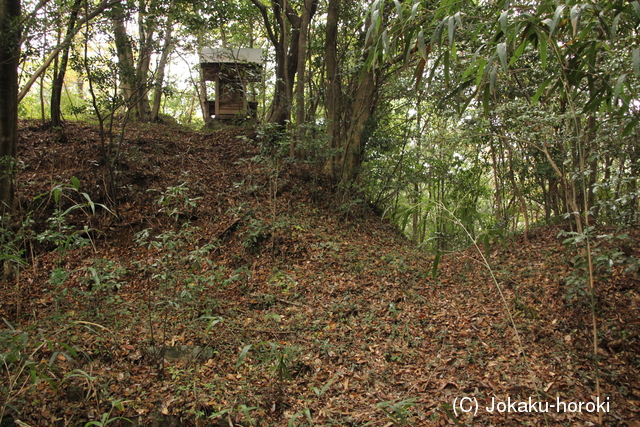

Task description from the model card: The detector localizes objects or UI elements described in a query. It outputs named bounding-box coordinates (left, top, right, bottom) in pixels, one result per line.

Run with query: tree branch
left=18, top=0, right=121, bottom=103
left=247, top=0, right=280, bottom=49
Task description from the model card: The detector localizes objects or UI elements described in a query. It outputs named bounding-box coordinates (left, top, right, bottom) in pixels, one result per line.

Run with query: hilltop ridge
left=1, top=121, right=639, bottom=426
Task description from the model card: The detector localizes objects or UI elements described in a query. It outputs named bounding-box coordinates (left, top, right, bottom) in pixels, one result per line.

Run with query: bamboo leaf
left=570, top=4, right=582, bottom=37
left=499, top=10, right=508, bottom=34
left=613, top=74, right=626, bottom=102
left=475, top=58, right=487, bottom=88
left=509, top=39, right=527, bottom=66
left=490, top=64, right=498, bottom=93
left=622, top=119, right=638, bottom=137
left=417, top=29, right=427, bottom=59
left=632, top=1, right=640, bottom=20
left=411, top=2, right=419, bottom=21
left=539, top=34, right=547, bottom=69
left=552, top=5, right=565, bottom=34
left=454, top=11, right=462, bottom=28
left=372, top=10, right=380, bottom=36
left=236, top=344, right=253, bottom=368
left=542, top=18, right=554, bottom=34
left=497, top=42, right=508, bottom=73
left=394, top=0, right=402, bottom=20
left=432, top=18, right=446, bottom=46
left=448, top=15, right=455, bottom=46
left=531, top=78, right=550, bottom=105
left=382, top=29, right=390, bottom=57
left=611, top=13, right=621, bottom=41
left=404, top=27, right=415, bottom=63
left=70, top=176, right=81, bottom=190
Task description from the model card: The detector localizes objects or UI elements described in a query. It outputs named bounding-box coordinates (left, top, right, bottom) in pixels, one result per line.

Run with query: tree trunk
left=151, top=3, right=174, bottom=122
left=323, top=0, right=381, bottom=184
left=249, top=0, right=303, bottom=126
left=0, top=0, right=20, bottom=215
left=112, top=3, right=136, bottom=113
left=51, top=0, right=82, bottom=128
left=18, top=0, right=120, bottom=103
left=339, top=67, right=377, bottom=183
left=292, top=0, right=317, bottom=155
left=324, top=0, right=339, bottom=178
left=134, top=0, right=154, bottom=122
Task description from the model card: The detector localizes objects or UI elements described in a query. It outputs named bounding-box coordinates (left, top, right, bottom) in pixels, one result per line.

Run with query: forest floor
left=1, top=121, right=639, bottom=426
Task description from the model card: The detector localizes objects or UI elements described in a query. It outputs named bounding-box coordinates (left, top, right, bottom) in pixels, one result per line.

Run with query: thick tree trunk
left=339, top=68, right=377, bottom=183
left=51, top=0, right=82, bottom=128
left=0, top=0, right=20, bottom=215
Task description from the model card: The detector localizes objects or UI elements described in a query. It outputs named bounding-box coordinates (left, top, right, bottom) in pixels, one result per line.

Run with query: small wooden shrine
left=199, top=48, right=263, bottom=121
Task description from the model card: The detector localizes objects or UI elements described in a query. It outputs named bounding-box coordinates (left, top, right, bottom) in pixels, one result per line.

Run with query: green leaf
left=570, top=4, right=582, bottom=37
left=448, top=15, right=456, bottom=46
left=531, top=78, right=550, bottom=105
left=497, top=42, right=508, bottom=73
left=432, top=18, right=446, bottom=46
left=454, top=11, right=462, bottom=28
left=70, top=176, right=81, bottom=191
left=552, top=5, right=565, bottom=36
left=394, top=0, right=402, bottom=20
left=236, top=344, right=252, bottom=368
left=633, top=48, right=640, bottom=78
left=613, top=74, right=626, bottom=102
left=542, top=18, right=554, bottom=34
left=475, top=58, right=487, bottom=88
left=490, top=64, right=498, bottom=92
left=417, top=30, right=427, bottom=60
left=411, top=2, right=419, bottom=21
left=441, top=403, right=464, bottom=427
left=201, top=316, right=223, bottom=332
left=382, top=29, right=390, bottom=57
left=539, top=34, right=547, bottom=69
left=632, top=1, right=640, bottom=20
left=287, top=412, right=301, bottom=427
left=371, top=10, right=380, bottom=37
left=499, top=10, right=508, bottom=34
left=509, top=39, right=527, bottom=66
left=611, top=13, right=621, bottom=41
left=622, top=119, right=638, bottom=137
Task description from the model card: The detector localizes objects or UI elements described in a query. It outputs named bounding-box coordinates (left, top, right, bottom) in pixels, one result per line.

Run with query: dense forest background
left=0, top=0, right=640, bottom=425
left=1, top=0, right=638, bottom=244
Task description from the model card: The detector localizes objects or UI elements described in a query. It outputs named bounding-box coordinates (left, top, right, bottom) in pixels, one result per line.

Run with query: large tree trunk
left=0, top=0, right=20, bottom=215
left=338, top=68, right=377, bottom=183
left=51, top=0, right=82, bottom=128
left=324, top=0, right=380, bottom=184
